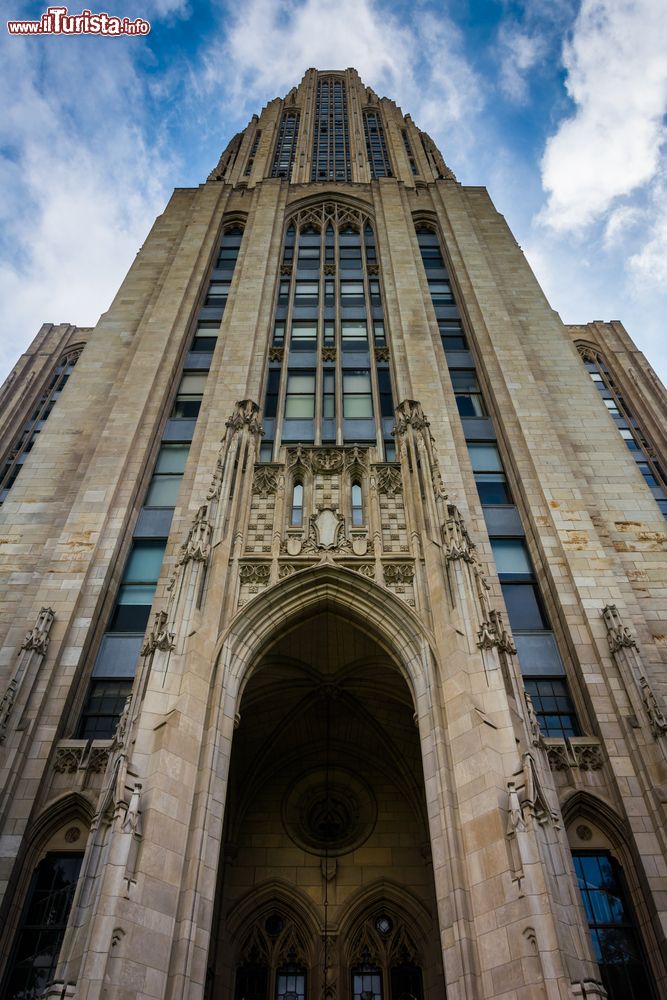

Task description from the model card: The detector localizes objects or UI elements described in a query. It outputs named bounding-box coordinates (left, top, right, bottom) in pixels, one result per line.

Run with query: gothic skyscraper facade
left=0, top=68, right=666, bottom=1000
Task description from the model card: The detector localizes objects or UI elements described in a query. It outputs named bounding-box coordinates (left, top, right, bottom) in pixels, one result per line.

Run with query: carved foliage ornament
left=226, top=399, right=263, bottom=437
left=393, top=399, right=430, bottom=436
left=253, top=466, right=278, bottom=498
left=377, top=464, right=402, bottom=497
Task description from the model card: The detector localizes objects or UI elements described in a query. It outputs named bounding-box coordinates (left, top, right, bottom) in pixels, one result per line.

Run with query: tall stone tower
left=0, top=68, right=666, bottom=1000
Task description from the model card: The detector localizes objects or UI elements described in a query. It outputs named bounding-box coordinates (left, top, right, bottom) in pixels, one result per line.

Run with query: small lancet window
left=351, top=481, right=363, bottom=526
left=291, top=482, right=304, bottom=526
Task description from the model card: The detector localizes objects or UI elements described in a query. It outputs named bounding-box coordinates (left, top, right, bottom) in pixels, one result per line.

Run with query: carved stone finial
left=20, top=607, right=55, bottom=656
left=179, top=504, right=212, bottom=565
left=140, top=610, right=175, bottom=657
left=393, top=399, right=430, bottom=436
left=226, top=399, right=263, bottom=437
left=443, top=503, right=475, bottom=563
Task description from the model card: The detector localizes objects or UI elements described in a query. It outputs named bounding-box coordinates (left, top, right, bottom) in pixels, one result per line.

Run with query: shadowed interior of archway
left=208, top=609, right=446, bottom=1000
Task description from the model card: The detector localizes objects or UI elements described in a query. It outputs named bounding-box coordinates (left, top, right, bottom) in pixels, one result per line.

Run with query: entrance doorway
left=208, top=608, right=446, bottom=999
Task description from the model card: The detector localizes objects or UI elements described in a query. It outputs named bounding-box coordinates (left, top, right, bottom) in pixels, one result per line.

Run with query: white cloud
left=203, top=0, right=482, bottom=163
left=539, top=0, right=667, bottom=232
left=497, top=26, right=545, bottom=103
left=628, top=171, right=667, bottom=286
left=0, top=35, right=171, bottom=382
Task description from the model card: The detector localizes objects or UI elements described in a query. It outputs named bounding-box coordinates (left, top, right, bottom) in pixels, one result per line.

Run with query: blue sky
left=2, top=0, right=667, bottom=382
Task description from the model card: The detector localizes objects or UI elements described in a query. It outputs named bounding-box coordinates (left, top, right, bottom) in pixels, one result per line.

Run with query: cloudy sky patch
left=2, top=0, right=666, bottom=383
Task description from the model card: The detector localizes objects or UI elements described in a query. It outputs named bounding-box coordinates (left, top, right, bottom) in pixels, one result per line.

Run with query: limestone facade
left=0, top=69, right=665, bottom=1000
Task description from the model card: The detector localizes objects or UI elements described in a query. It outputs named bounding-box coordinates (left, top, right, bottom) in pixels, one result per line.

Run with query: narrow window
left=323, top=371, right=336, bottom=420
left=275, top=964, right=306, bottom=1000
left=235, top=963, right=269, bottom=1000
left=343, top=370, right=373, bottom=419
left=284, top=373, right=315, bottom=419
left=572, top=852, right=656, bottom=1000
left=351, top=481, right=363, bottom=525
left=468, top=443, right=510, bottom=505
left=291, top=482, right=304, bottom=526
left=108, top=540, right=166, bottom=633
left=78, top=678, right=133, bottom=739
left=144, top=444, right=189, bottom=508
left=171, top=372, right=207, bottom=419
left=264, top=370, right=281, bottom=419
left=352, top=964, right=383, bottom=1000
left=391, top=963, right=424, bottom=1000
left=524, top=678, right=579, bottom=739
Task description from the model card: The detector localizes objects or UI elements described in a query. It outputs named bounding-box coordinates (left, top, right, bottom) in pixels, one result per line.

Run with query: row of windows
left=415, top=225, right=580, bottom=740
left=311, top=78, right=351, bottom=182
left=272, top=112, right=300, bottom=180
left=581, top=348, right=667, bottom=519
left=0, top=347, right=82, bottom=504
left=262, top=217, right=394, bottom=460
left=234, top=960, right=423, bottom=1000
left=78, top=225, right=245, bottom=740
left=363, top=110, right=392, bottom=178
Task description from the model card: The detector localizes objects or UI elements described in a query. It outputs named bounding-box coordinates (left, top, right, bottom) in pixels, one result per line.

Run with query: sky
left=1, top=0, right=667, bottom=383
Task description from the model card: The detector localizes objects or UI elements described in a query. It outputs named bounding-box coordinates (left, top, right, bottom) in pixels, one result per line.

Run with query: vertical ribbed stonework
left=1, top=66, right=666, bottom=1000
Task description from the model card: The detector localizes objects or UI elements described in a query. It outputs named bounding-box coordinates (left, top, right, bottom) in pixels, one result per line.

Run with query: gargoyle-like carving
left=252, top=466, right=278, bottom=498
left=443, top=504, right=475, bottom=563
left=140, top=610, right=175, bottom=657
left=506, top=781, right=526, bottom=834
left=601, top=604, right=637, bottom=652
left=179, top=504, right=212, bottom=565
left=20, top=606, right=55, bottom=656
left=524, top=690, right=542, bottom=746
left=0, top=680, right=17, bottom=743
left=481, top=609, right=516, bottom=655
left=640, top=677, right=667, bottom=737
left=376, top=464, right=402, bottom=496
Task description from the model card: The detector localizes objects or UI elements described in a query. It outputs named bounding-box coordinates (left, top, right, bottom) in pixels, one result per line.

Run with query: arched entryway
left=207, top=594, right=447, bottom=1000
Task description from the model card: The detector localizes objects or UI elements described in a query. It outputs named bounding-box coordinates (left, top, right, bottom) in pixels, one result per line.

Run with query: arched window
left=351, top=480, right=364, bottom=525
left=3, top=852, right=83, bottom=1000
left=291, top=482, right=304, bottom=526
left=352, top=961, right=383, bottom=1000
left=232, top=911, right=310, bottom=1000
left=572, top=851, right=656, bottom=1000
left=347, top=910, right=424, bottom=1000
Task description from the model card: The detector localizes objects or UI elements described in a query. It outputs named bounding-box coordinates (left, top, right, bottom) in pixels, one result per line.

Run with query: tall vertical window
left=416, top=220, right=580, bottom=739
left=572, top=853, right=656, bottom=1000
left=291, top=482, right=304, bottom=526
left=578, top=346, right=667, bottom=518
left=352, top=964, right=383, bottom=1000
left=0, top=345, right=83, bottom=504
left=244, top=128, right=261, bottom=176
left=262, top=204, right=395, bottom=455
left=401, top=128, right=419, bottom=175
left=271, top=111, right=300, bottom=179
left=363, top=110, right=392, bottom=178
left=311, top=78, right=351, bottom=181
left=78, top=224, right=244, bottom=737
left=351, top=481, right=363, bottom=525
left=3, top=853, right=83, bottom=1000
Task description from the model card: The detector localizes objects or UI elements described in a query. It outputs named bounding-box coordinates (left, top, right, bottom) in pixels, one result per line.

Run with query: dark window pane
left=502, top=583, right=547, bottom=630
left=525, top=678, right=579, bottom=738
